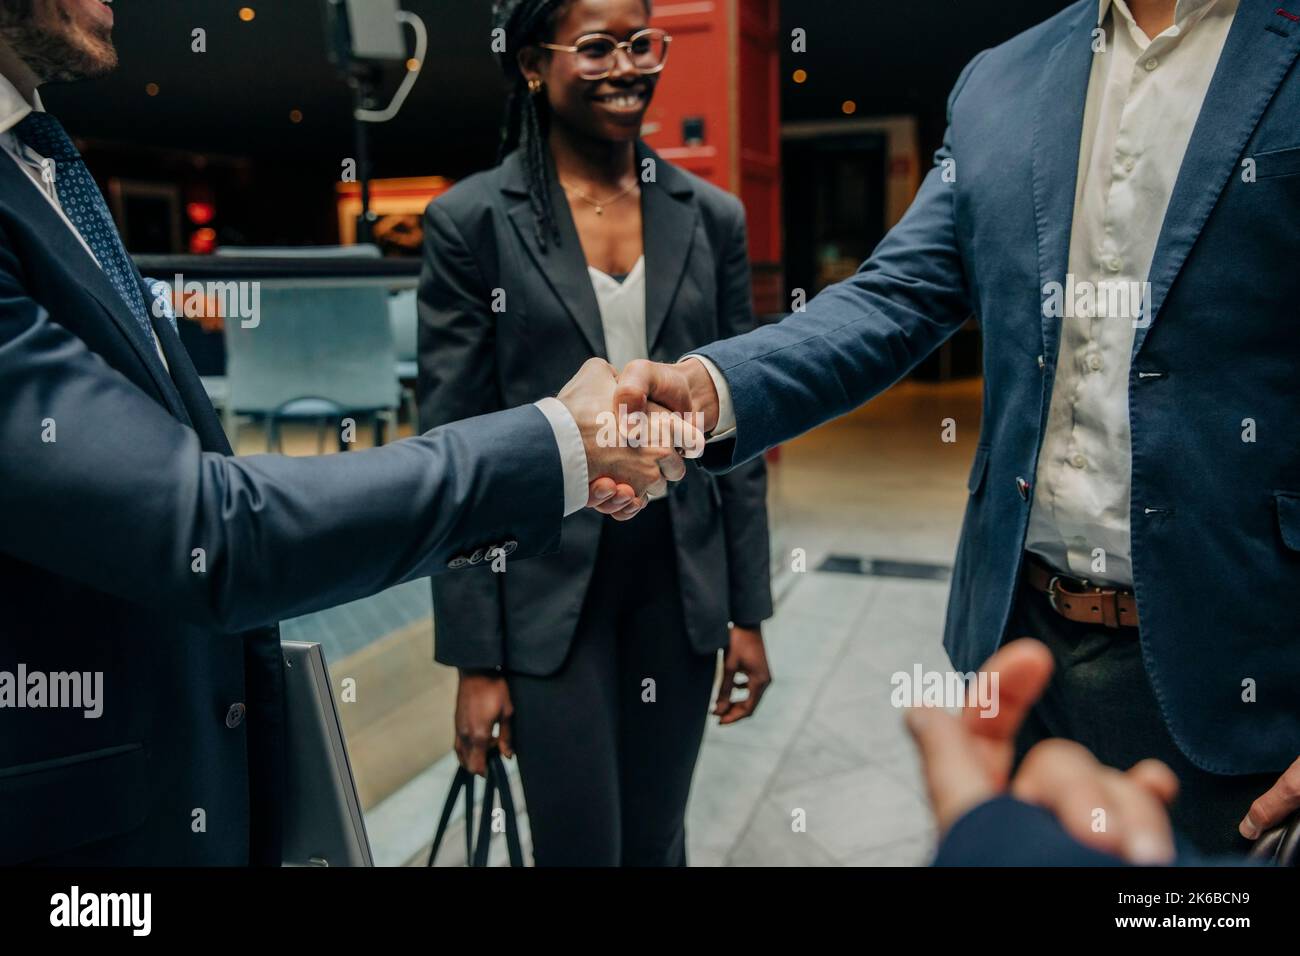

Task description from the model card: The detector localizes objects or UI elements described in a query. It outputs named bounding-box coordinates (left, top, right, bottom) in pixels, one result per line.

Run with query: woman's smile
left=590, top=86, right=650, bottom=115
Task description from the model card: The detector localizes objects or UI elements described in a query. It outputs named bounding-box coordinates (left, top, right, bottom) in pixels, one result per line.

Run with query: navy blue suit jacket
left=0, top=149, right=563, bottom=864
left=933, top=796, right=1223, bottom=866
left=697, top=0, right=1300, bottom=775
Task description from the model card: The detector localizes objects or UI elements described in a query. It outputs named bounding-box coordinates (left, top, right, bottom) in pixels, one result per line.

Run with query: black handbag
left=1248, top=811, right=1300, bottom=866
left=426, top=749, right=524, bottom=867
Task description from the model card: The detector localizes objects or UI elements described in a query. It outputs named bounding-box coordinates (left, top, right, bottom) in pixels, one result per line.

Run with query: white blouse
left=588, top=255, right=647, bottom=371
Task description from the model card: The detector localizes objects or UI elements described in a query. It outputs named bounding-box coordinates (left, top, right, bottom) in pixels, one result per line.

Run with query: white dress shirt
left=701, top=0, right=1237, bottom=585
left=1025, top=0, right=1237, bottom=585
left=534, top=395, right=589, bottom=515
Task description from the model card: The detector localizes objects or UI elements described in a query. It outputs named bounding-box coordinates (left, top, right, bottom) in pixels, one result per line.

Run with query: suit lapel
left=502, top=153, right=608, bottom=358
left=1031, top=0, right=1097, bottom=371
left=639, top=142, right=698, bottom=356
left=82, top=260, right=188, bottom=420
left=1134, top=1, right=1300, bottom=355
left=2, top=162, right=187, bottom=418
left=152, top=313, right=234, bottom=453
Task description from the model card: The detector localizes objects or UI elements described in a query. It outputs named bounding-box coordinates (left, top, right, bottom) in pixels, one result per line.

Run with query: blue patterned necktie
left=13, top=110, right=155, bottom=346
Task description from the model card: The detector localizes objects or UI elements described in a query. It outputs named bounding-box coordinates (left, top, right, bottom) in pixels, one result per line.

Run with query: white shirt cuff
left=534, top=397, right=589, bottom=516
left=685, top=354, right=737, bottom=441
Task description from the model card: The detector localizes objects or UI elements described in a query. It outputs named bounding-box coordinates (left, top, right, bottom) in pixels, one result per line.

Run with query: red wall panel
left=643, top=0, right=784, bottom=314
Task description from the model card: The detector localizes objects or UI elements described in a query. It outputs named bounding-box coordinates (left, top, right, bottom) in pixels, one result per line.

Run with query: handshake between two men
left=556, top=356, right=722, bottom=520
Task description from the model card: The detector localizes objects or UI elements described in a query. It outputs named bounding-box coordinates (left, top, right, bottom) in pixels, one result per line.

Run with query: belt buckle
left=1046, top=571, right=1126, bottom=627
left=1045, top=574, right=1062, bottom=611
left=1045, top=572, right=1094, bottom=613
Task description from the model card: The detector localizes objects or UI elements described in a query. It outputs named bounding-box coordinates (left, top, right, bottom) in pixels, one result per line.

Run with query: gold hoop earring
left=527, top=77, right=543, bottom=94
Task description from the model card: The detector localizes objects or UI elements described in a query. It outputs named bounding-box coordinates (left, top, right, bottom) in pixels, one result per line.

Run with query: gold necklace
left=561, top=178, right=639, bottom=216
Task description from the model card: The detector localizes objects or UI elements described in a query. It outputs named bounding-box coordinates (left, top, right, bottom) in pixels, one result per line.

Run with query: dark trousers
left=1009, top=569, right=1274, bottom=857
left=506, top=504, right=718, bottom=866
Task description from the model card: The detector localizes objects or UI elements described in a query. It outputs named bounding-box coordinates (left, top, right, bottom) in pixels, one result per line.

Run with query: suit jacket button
left=1016, top=477, right=1031, bottom=501
left=502, top=541, right=518, bottom=556
left=448, top=555, right=469, bottom=570
left=225, top=702, right=246, bottom=729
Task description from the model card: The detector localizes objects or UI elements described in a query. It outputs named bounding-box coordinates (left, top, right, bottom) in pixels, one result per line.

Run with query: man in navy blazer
left=618, top=0, right=1300, bottom=855
left=0, top=1, right=682, bottom=864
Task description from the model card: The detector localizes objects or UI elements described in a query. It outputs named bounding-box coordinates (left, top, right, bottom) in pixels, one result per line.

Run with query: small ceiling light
left=145, top=83, right=160, bottom=97
left=239, top=7, right=256, bottom=22
left=841, top=99, right=857, bottom=115
left=190, top=228, right=218, bottom=255
left=792, top=69, right=808, bottom=84
left=186, top=201, right=216, bottom=226
left=289, top=109, right=304, bottom=124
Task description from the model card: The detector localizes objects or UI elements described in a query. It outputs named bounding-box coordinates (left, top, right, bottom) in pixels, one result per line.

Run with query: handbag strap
left=472, top=767, right=496, bottom=868
left=428, top=753, right=525, bottom=867
left=426, top=765, right=476, bottom=867
left=491, top=752, right=525, bottom=867
left=471, top=751, right=524, bottom=867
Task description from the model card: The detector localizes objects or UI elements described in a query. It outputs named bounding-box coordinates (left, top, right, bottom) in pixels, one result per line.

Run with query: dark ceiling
left=43, top=0, right=1076, bottom=181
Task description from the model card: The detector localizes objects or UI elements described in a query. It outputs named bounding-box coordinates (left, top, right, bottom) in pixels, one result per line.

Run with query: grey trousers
left=1009, top=570, right=1276, bottom=858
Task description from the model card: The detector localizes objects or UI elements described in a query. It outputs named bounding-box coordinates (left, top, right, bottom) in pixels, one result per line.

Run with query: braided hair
left=492, top=0, right=651, bottom=249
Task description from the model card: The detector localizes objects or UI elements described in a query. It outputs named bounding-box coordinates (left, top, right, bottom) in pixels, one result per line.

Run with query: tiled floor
left=369, top=376, right=985, bottom=867
left=690, top=376, right=981, bottom=866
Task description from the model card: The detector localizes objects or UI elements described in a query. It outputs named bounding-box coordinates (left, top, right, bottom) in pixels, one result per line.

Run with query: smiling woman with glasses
left=416, top=0, right=775, bottom=867
left=538, top=27, right=671, bottom=80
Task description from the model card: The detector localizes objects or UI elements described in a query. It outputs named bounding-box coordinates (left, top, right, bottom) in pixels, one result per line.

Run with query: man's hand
left=615, top=357, right=721, bottom=436
left=904, top=638, right=1179, bottom=864
left=1239, top=754, right=1300, bottom=840
left=583, top=357, right=718, bottom=519
left=454, top=670, right=513, bottom=777
left=715, top=625, right=772, bottom=724
left=558, top=358, right=700, bottom=520
left=905, top=638, right=1053, bottom=824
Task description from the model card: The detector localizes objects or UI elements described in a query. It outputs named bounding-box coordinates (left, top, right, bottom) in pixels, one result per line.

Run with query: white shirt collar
left=0, top=71, right=43, bottom=138
left=1098, top=0, right=1219, bottom=27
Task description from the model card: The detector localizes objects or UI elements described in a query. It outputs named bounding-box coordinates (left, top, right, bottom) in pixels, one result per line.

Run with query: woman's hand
left=715, top=625, right=772, bottom=724
left=454, top=670, right=514, bottom=776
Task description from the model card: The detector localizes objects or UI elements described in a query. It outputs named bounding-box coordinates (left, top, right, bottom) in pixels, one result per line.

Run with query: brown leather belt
left=1024, top=555, right=1140, bottom=629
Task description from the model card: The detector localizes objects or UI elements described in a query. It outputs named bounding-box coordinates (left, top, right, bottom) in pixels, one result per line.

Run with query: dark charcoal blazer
left=0, top=154, right=564, bottom=864
left=419, top=142, right=773, bottom=676
left=694, top=0, right=1300, bottom=775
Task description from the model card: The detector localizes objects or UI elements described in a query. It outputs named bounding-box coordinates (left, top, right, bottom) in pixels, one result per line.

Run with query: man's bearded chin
left=0, top=2, right=118, bottom=85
